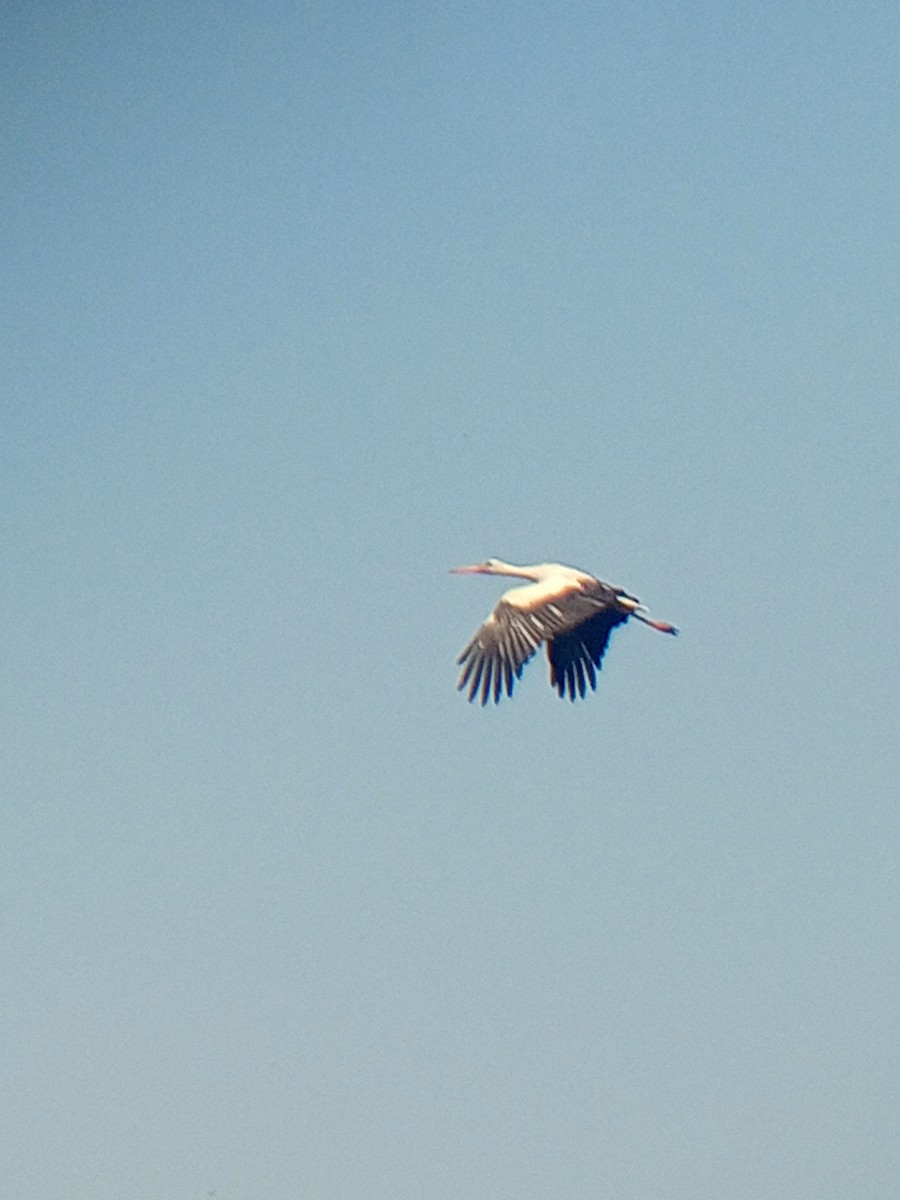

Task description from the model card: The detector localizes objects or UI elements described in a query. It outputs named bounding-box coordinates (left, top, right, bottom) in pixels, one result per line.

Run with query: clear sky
left=3, top=3, right=900, bottom=1197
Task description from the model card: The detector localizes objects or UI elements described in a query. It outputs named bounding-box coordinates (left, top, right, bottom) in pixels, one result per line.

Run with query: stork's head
left=450, top=558, right=537, bottom=581
left=450, top=558, right=501, bottom=575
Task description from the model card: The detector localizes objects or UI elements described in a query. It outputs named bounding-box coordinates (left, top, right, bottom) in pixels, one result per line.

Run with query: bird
left=452, top=558, right=677, bottom=704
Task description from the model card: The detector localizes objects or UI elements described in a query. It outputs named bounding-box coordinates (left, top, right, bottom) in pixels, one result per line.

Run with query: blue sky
left=3, top=3, right=900, bottom=1197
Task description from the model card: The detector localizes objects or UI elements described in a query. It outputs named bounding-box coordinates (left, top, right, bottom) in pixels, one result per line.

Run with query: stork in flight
left=453, top=558, right=677, bottom=704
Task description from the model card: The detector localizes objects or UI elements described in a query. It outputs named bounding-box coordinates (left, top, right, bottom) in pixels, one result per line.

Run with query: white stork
left=452, top=558, right=677, bottom=704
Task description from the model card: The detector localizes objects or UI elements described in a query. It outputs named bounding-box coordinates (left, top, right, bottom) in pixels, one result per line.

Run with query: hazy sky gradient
left=4, top=3, right=900, bottom=1198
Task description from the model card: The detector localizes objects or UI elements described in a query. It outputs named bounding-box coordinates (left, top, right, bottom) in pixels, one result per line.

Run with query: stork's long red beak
left=450, top=564, right=484, bottom=574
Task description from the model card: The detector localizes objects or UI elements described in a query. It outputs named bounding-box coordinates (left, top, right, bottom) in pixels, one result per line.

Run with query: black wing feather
left=548, top=609, right=630, bottom=701
left=456, top=600, right=542, bottom=704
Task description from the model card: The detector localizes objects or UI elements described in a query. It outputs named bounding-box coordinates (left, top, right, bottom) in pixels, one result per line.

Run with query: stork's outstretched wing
left=547, top=608, right=630, bottom=701
left=456, top=601, right=547, bottom=705
left=457, top=588, right=623, bottom=705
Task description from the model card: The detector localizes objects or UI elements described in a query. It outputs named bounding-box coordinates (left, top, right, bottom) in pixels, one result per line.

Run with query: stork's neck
left=453, top=559, right=590, bottom=583
left=487, top=560, right=547, bottom=581
left=494, top=560, right=593, bottom=584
